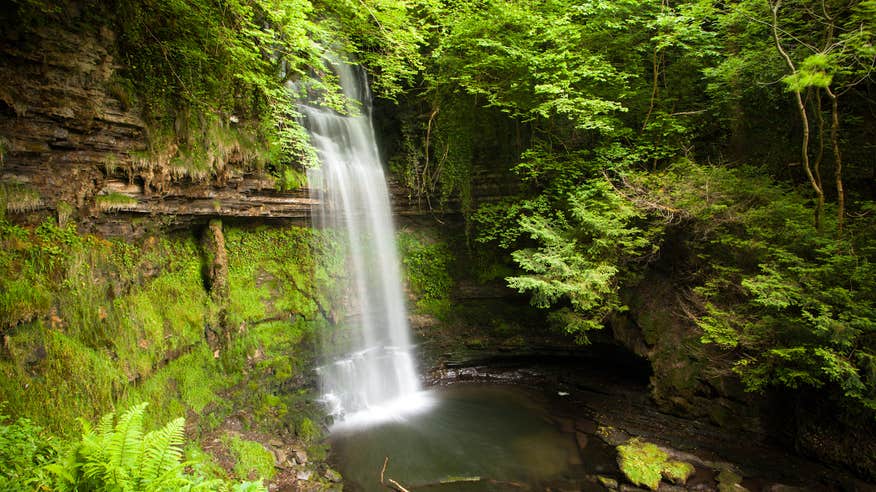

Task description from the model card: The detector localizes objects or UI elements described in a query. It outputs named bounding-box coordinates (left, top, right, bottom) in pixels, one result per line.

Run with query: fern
left=111, top=404, right=145, bottom=489
left=138, top=417, right=185, bottom=489
left=45, top=403, right=268, bottom=492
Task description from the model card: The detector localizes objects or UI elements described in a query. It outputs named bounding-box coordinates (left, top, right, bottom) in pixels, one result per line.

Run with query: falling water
left=303, top=64, right=432, bottom=431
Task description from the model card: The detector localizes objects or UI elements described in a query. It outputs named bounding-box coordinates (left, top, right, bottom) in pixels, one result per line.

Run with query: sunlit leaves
left=503, top=180, right=652, bottom=340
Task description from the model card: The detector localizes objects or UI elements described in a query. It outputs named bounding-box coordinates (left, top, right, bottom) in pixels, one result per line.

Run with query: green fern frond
left=106, top=402, right=147, bottom=487
left=95, top=412, right=115, bottom=440
left=139, top=417, right=185, bottom=487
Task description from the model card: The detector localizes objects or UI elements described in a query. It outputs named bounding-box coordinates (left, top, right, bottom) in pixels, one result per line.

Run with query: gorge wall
left=2, top=8, right=874, bottom=485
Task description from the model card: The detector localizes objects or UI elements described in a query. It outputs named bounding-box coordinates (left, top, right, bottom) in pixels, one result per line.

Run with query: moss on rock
left=616, top=438, right=696, bottom=490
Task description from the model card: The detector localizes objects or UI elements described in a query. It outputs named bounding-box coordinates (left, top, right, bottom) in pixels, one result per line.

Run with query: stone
left=294, top=448, right=308, bottom=464
left=597, top=475, right=619, bottom=489
left=597, top=425, right=630, bottom=446
left=716, top=468, right=743, bottom=486
left=620, top=485, right=650, bottom=492
left=295, top=469, right=312, bottom=481
left=273, top=448, right=288, bottom=468
left=323, top=468, right=342, bottom=482
left=656, top=485, right=686, bottom=492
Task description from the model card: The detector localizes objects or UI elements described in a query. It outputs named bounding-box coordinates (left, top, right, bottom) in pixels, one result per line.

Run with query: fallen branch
left=379, top=456, right=411, bottom=492
left=387, top=478, right=411, bottom=492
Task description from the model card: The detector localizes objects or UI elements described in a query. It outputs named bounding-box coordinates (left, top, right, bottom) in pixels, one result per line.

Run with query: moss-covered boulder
left=616, top=438, right=695, bottom=490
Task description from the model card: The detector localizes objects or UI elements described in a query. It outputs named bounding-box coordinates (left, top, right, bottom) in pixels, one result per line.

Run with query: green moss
left=277, top=166, right=308, bottom=191
left=95, top=192, right=138, bottom=211
left=662, top=460, right=695, bottom=485
left=616, top=438, right=696, bottom=490
left=222, top=433, right=276, bottom=481
left=0, top=278, right=51, bottom=329
left=0, top=220, right=331, bottom=456
left=0, top=325, right=125, bottom=436
left=397, top=230, right=453, bottom=316
left=125, top=345, right=229, bottom=429
left=617, top=438, right=667, bottom=490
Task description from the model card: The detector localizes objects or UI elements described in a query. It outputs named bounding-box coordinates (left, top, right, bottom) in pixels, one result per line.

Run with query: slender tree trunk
left=826, top=86, right=844, bottom=236
left=813, top=90, right=824, bottom=190
left=769, top=0, right=824, bottom=231
left=642, top=46, right=661, bottom=132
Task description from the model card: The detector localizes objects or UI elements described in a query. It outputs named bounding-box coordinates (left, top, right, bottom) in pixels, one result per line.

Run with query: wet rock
left=657, top=485, right=686, bottom=492
left=620, top=485, right=650, bottom=492
left=322, top=467, right=342, bottom=482
left=766, top=485, right=807, bottom=492
left=597, top=425, right=631, bottom=446
left=716, top=468, right=742, bottom=486
left=716, top=468, right=747, bottom=492
left=273, top=448, right=288, bottom=468
left=294, top=448, right=308, bottom=464
left=597, top=476, right=619, bottom=489
left=295, top=469, right=313, bottom=481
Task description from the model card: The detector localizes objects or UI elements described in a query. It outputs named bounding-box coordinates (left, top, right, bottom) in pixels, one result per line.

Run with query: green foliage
left=225, top=226, right=342, bottom=326
left=0, top=409, right=57, bottom=490
left=477, top=176, right=654, bottom=342
left=44, top=403, right=266, bottom=491
left=633, top=162, right=876, bottom=411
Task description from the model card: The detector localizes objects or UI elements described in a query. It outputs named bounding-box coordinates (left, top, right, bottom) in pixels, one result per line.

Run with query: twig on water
left=379, top=456, right=411, bottom=492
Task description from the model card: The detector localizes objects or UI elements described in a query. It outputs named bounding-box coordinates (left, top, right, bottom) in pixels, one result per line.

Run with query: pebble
left=294, top=448, right=308, bottom=464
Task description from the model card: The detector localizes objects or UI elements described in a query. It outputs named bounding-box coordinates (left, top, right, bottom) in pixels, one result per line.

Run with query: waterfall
left=303, top=64, right=432, bottom=431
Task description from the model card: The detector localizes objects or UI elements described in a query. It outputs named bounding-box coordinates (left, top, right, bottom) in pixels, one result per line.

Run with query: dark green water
left=330, top=384, right=611, bottom=491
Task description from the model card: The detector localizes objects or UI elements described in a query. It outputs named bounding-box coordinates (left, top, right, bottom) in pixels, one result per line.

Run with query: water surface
left=330, top=384, right=610, bottom=491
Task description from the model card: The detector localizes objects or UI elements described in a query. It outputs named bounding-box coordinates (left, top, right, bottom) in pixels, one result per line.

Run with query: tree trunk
left=826, top=87, right=844, bottom=236
left=769, top=0, right=824, bottom=231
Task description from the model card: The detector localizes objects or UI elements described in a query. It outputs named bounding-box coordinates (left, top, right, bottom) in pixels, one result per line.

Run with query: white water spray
left=304, top=64, right=432, bottom=431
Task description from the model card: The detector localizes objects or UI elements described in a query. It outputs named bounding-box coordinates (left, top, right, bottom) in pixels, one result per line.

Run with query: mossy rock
left=616, top=438, right=696, bottom=491
left=717, top=468, right=747, bottom=492
left=662, top=460, right=695, bottom=485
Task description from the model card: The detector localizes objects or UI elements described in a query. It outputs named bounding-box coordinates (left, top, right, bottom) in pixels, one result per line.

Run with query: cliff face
left=0, top=20, right=453, bottom=236
left=0, top=24, right=139, bottom=212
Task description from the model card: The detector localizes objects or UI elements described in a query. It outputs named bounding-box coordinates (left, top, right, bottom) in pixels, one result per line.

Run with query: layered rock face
left=0, top=21, right=317, bottom=231
left=0, top=20, right=516, bottom=236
